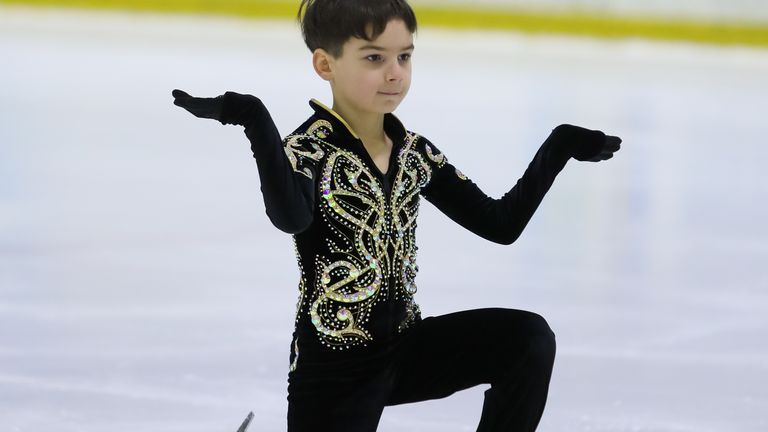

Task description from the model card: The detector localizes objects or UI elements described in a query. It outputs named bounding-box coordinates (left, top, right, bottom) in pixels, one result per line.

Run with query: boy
left=172, top=0, right=621, bottom=430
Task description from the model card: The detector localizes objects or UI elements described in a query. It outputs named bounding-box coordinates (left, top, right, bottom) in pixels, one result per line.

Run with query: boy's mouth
left=379, top=92, right=400, bottom=96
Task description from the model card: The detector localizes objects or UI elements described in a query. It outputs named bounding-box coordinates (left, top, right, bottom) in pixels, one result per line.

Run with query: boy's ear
left=312, top=48, right=334, bottom=81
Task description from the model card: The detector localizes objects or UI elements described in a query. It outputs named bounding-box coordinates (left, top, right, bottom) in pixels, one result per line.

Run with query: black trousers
left=286, top=308, right=556, bottom=432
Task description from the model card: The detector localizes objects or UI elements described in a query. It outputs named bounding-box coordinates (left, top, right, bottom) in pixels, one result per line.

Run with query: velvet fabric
left=237, top=99, right=577, bottom=430
left=173, top=88, right=616, bottom=430
left=286, top=308, right=556, bottom=432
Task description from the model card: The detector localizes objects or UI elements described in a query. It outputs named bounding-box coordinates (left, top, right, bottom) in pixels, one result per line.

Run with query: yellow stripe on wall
left=0, top=0, right=300, bottom=18
left=2, top=0, right=767, bottom=48
left=418, top=7, right=768, bottom=48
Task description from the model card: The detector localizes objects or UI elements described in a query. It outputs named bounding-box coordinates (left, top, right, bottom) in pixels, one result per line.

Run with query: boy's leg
left=386, top=308, right=556, bottom=432
left=286, top=350, right=397, bottom=432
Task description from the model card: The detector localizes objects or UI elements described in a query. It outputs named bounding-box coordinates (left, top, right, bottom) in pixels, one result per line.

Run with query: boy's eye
left=365, top=53, right=412, bottom=62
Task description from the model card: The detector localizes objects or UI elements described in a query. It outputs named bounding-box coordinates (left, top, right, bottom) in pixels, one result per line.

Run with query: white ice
left=1, top=5, right=767, bottom=432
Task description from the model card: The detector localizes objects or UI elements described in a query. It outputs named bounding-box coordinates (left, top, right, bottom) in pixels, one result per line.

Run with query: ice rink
left=1, top=5, right=767, bottom=432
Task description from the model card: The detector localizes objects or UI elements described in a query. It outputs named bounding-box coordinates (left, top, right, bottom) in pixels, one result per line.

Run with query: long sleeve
left=419, top=131, right=573, bottom=245
left=238, top=103, right=318, bottom=235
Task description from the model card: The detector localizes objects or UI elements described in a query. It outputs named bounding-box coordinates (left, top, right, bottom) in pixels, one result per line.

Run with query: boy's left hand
left=550, top=124, right=622, bottom=162
left=579, top=133, right=622, bottom=162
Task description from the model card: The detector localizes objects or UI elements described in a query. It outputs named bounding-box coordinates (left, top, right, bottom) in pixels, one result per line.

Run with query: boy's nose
left=386, top=61, right=405, bottom=81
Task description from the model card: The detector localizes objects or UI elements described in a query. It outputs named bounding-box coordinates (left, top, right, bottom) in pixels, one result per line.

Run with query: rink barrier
left=1, top=0, right=767, bottom=48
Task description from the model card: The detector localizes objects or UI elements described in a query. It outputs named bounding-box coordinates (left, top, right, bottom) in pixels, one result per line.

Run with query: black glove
left=171, top=89, right=311, bottom=233
left=549, top=124, right=622, bottom=162
left=171, top=89, right=265, bottom=127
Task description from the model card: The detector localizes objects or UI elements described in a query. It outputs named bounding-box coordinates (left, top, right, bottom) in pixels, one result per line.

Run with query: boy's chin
left=374, top=98, right=405, bottom=113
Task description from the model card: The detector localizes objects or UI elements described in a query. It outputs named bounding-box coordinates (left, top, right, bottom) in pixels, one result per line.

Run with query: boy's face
left=315, top=19, right=414, bottom=115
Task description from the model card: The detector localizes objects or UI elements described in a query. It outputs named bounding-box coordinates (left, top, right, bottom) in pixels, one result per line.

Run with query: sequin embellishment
left=311, top=146, right=387, bottom=346
left=283, top=120, right=328, bottom=179
left=455, top=168, right=468, bottom=180
left=425, top=142, right=447, bottom=167
left=284, top=118, right=437, bottom=349
left=289, top=335, right=299, bottom=372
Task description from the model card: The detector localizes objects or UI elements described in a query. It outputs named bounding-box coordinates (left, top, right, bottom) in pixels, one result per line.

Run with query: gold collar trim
left=309, top=98, right=360, bottom=140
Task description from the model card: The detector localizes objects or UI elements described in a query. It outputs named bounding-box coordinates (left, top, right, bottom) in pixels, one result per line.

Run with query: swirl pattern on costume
left=285, top=119, right=435, bottom=349
left=455, top=168, right=468, bottom=180
left=283, top=121, right=328, bottom=178
left=389, top=133, right=432, bottom=301
left=311, top=131, right=389, bottom=347
left=425, top=141, right=447, bottom=167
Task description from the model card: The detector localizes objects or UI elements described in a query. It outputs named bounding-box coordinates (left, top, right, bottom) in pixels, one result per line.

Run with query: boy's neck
left=331, top=100, right=388, bottom=144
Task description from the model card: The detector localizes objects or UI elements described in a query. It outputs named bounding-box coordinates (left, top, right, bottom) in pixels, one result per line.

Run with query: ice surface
left=1, top=5, right=767, bottom=432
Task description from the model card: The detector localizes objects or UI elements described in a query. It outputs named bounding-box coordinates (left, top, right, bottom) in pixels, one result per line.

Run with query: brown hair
left=297, top=0, right=418, bottom=59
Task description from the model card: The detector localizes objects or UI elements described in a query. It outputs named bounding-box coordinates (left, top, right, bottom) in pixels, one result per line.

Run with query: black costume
left=172, top=89, right=619, bottom=431
left=248, top=98, right=581, bottom=431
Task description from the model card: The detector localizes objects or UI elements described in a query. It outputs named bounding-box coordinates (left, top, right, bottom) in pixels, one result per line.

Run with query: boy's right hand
left=171, top=89, right=265, bottom=127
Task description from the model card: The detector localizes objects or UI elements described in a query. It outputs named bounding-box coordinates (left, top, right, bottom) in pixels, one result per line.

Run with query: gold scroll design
left=389, top=134, right=443, bottom=332
left=290, top=237, right=306, bottom=371
left=310, top=149, right=388, bottom=343
left=424, top=141, right=447, bottom=168
left=387, top=133, right=432, bottom=299
left=425, top=140, right=469, bottom=180
left=283, top=128, right=327, bottom=179
left=291, top=236, right=306, bottom=322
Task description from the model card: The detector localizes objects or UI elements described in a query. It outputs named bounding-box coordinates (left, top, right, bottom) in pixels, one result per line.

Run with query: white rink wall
left=410, top=0, right=768, bottom=23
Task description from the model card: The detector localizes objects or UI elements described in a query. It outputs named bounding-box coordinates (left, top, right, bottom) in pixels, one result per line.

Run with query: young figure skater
left=172, top=0, right=621, bottom=430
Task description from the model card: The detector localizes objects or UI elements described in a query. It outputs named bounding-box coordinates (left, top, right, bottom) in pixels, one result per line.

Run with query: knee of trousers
left=524, top=312, right=556, bottom=368
left=499, top=310, right=556, bottom=368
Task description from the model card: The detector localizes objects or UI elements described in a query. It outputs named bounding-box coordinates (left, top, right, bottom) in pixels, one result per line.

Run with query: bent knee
left=526, top=313, right=556, bottom=362
left=491, top=308, right=556, bottom=357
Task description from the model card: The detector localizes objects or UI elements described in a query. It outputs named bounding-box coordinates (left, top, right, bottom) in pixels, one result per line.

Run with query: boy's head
left=297, top=0, right=417, bottom=60
left=297, top=0, right=418, bottom=115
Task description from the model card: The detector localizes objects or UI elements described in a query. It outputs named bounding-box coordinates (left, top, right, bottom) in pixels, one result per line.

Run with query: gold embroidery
left=309, top=99, right=360, bottom=139
left=290, top=129, right=433, bottom=349
left=424, top=141, right=447, bottom=168
left=455, top=167, right=468, bottom=180
left=306, top=119, right=333, bottom=140
left=389, top=134, right=430, bottom=294
left=289, top=335, right=299, bottom=372
left=290, top=237, right=305, bottom=371
left=283, top=121, right=328, bottom=179
left=311, top=147, right=387, bottom=347
left=292, top=236, right=306, bottom=325
left=389, top=133, right=431, bottom=332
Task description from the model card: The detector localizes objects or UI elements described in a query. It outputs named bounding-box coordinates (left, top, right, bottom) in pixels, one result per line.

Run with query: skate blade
left=236, top=411, right=254, bottom=432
